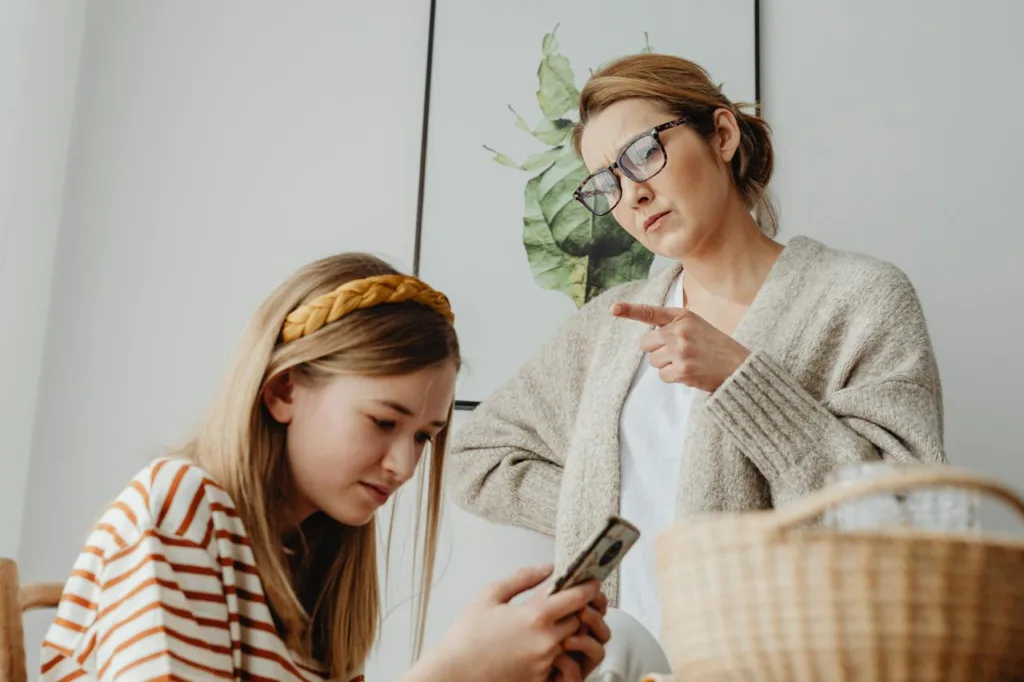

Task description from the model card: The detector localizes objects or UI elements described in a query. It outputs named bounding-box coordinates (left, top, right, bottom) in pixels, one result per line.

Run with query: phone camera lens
left=599, top=540, right=623, bottom=567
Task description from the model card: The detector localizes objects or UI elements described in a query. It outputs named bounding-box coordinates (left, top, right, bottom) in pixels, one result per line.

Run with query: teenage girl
left=40, top=253, right=609, bottom=682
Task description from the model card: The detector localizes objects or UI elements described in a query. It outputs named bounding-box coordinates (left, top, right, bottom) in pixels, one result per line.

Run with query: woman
left=40, top=254, right=609, bottom=681
left=448, top=53, right=945, bottom=643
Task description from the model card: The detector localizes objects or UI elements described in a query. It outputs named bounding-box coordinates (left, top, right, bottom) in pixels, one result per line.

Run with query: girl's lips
left=360, top=482, right=392, bottom=504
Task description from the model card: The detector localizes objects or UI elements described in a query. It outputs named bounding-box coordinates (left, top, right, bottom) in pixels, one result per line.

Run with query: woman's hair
left=571, top=53, right=778, bottom=237
left=178, top=253, right=459, bottom=677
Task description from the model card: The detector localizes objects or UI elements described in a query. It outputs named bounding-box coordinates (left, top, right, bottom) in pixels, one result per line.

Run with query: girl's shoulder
left=106, top=456, right=243, bottom=546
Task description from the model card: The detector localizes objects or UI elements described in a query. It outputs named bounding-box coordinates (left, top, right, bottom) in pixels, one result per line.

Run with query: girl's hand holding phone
left=404, top=565, right=608, bottom=682
left=551, top=589, right=611, bottom=681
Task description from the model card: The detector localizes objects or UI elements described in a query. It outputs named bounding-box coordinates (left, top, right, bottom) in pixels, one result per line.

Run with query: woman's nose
left=621, top=176, right=654, bottom=207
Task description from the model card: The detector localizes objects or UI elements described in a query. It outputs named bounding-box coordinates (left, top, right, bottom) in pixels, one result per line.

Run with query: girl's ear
left=263, top=370, right=296, bottom=425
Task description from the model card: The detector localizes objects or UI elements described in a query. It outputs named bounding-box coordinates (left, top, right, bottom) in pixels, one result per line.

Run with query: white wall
left=0, top=0, right=32, bottom=265
left=0, top=1, right=30, bottom=249
left=760, top=0, right=1024, bottom=526
left=13, top=0, right=449, bottom=676
left=0, top=0, right=86, bottom=559
left=11, top=0, right=1024, bottom=679
left=15, top=7, right=556, bottom=677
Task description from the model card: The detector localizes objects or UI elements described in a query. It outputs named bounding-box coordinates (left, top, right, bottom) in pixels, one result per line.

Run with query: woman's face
left=263, top=361, right=456, bottom=527
left=579, top=98, right=741, bottom=260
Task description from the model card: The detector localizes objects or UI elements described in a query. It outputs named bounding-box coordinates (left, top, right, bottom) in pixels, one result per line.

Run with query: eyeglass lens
left=577, top=133, right=667, bottom=216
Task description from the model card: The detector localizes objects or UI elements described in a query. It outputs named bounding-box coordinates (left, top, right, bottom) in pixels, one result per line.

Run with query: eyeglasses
left=573, top=118, right=689, bottom=216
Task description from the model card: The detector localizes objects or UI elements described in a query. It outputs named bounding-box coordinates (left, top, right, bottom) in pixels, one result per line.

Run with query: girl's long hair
left=178, top=253, right=458, bottom=677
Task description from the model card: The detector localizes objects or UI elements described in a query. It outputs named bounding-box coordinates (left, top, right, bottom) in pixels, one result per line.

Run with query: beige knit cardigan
left=448, top=236, right=946, bottom=604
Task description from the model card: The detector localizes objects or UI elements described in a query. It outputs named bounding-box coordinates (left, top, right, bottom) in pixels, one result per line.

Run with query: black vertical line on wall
left=413, top=0, right=479, bottom=412
left=412, top=0, right=436, bottom=278
left=754, top=0, right=762, bottom=103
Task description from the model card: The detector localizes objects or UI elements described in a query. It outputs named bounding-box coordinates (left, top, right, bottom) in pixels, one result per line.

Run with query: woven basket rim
left=657, top=521, right=1024, bottom=553
left=656, top=465, right=1024, bottom=552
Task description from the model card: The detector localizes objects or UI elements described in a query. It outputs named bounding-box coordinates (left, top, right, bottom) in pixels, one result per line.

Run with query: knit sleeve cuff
left=704, top=350, right=872, bottom=490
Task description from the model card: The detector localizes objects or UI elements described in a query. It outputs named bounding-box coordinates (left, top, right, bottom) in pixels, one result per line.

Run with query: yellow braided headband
left=281, top=274, right=454, bottom=344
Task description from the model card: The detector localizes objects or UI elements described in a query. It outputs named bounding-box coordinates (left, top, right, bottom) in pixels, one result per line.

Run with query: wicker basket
left=653, top=466, right=1024, bottom=682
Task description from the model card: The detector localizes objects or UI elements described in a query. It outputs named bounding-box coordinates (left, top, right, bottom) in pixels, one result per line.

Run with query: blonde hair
left=178, top=253, right=458, bottom=677
left=571, top=53, right=778, bottom=237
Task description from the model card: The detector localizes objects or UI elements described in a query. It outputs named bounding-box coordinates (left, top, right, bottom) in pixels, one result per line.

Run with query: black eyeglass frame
left=572, top=117, right=689, bottom=216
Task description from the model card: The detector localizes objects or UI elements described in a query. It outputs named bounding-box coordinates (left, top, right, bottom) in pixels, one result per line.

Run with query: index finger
left=610, top=302, right=682, bottom=327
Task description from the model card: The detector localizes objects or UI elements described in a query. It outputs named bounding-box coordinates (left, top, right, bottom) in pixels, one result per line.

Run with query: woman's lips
left=644, top=211, right=671, bottom=232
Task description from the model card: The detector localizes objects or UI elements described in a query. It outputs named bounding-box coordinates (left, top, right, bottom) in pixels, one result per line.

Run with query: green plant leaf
left=536, top=26, right=578, bottom=120
left=509, top=106, right=573, bottom=146
left=484, top=145, right=563, bottom=172
left=533, top=118, right=574, bottom=145
left=495, top=28, right=659, bottom=307
left=522, top=175, right=587, bottom=306
left=521, top=150, right=655, bottom=307
left=537, top=55, right=578, bottom=120
left=586, top=239, right=656, bottom=300
left=483, top=146, right=525, bottom=169
left=542, top=23, right=561, bottom=56
left=520, top=147, right=565, bottom=172
left=532, top=152, right=635, bottom=258
left=511, top=107, right=532, bottom=134
left=641, top=31, right=654, bottom=53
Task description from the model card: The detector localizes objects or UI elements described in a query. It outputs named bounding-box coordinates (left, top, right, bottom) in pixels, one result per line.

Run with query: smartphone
left=549, top=515, right=640, bottom=594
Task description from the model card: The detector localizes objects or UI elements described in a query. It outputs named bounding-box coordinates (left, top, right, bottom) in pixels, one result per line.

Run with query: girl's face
left=263, top=361, right=457, bottom=526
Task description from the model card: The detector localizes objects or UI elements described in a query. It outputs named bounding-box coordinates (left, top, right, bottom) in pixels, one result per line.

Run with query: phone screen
left=549, top=516, right=640, bottom=594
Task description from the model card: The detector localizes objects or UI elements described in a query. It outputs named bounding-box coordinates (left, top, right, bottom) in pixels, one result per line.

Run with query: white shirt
left=617, top=274, right=694, bottom=642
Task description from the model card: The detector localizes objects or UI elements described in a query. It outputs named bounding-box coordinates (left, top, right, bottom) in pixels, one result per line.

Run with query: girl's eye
left=372, top=417, right=396, bottom=431
left=371, top=416, right=435, bottom=444
left=372, top=418, right=433, bottom=444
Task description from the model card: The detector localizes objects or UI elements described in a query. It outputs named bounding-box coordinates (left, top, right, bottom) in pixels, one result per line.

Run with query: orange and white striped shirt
left=40, top=457, right=365, bottom=682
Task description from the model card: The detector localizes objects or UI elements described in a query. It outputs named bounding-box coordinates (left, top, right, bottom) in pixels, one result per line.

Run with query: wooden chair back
left=0, top=559, right=63, bottom=682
